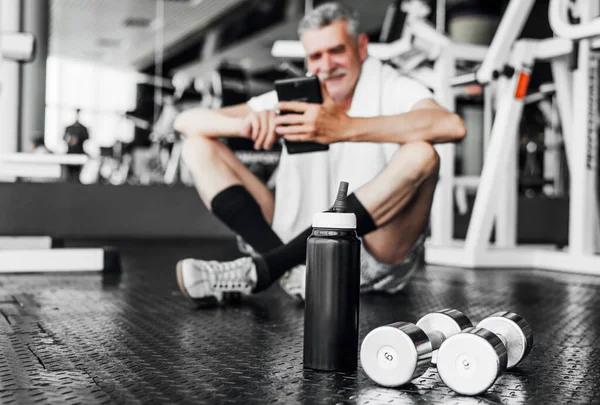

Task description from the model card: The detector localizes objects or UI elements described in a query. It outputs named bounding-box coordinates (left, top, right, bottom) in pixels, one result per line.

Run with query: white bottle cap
left=312, top=212, right=356, bottom=229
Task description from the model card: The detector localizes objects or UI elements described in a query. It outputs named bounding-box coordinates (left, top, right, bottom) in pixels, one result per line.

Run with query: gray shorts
left=359, top=234, right=426, bottom=294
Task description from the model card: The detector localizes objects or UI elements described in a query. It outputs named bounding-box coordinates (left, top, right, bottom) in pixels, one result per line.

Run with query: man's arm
left=173, top=103, right=250, bottom=138
left=345, top=98, right=466, bottom=144
left=275, top=98, right=466, bottom=145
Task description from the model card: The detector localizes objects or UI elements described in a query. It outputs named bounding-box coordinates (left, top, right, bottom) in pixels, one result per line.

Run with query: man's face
left=301, top=20, right=368, bottom=101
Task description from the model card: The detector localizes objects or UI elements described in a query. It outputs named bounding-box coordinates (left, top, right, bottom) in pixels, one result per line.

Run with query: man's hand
left=240, top=110, right=279, bottom=150
left=274, top=98, right=351, bottom=145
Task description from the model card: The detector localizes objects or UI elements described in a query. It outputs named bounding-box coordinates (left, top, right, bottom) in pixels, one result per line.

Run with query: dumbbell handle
left=431, top=328, right=508, bottom=351
left=494, top=332, right=508, bottom=349
left=425, top=330, right=446, bottom=351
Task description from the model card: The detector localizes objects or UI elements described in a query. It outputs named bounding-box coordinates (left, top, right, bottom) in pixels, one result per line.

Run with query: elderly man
left=174, top=2, right=466, bottom=306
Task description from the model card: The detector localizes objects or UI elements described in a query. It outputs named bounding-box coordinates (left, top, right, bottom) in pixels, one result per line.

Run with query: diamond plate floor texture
left=0, top=239, right=599, bottom=404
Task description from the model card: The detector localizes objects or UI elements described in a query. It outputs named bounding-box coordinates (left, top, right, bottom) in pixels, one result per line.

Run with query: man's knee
left=397, top=141, right=440, bottom=182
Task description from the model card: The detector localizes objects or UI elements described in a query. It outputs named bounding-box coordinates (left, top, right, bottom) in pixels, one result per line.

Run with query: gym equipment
left=150, top=95, right=184, bottom=185
left=437, top=311, right=533, bottom=396
left=0, top=155, right=119, bottom=273
left=119, top=72, right=195, bottom=186
left=523, top=83, right=568, bottom=197
left=425, top=0, right=600, bottom=274
left=360, top=309, right=472, bottom=387
left=0, top=18, right=117, bottom=273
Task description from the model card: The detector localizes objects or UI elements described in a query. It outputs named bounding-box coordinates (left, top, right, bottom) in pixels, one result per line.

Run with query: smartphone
left=274, top=76, right=330, bottom=154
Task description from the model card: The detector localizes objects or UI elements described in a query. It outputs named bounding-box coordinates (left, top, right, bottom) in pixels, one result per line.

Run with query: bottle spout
left=332, top=181, right=349, bottom=213
left=313, top=181, right=356, bottom=229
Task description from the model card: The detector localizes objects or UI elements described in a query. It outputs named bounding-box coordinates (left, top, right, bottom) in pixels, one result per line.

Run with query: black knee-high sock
left=253, top=193, right=376, bottom=292
left=211, top=185, right=283, bottom=254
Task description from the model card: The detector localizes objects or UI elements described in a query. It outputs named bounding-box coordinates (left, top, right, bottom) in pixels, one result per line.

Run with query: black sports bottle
left=303, top=181, right=361, bottom=372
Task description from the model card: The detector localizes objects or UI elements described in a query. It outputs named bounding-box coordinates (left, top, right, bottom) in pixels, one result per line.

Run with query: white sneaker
left=280, top=265, right=306, bottom=301
left=176, top=256, right=258, bottom=306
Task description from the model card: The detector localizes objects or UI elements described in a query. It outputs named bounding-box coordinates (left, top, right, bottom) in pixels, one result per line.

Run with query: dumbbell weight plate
left=360, top=322, right=432, bottom=387
left=416, top=309, right=472, bottom=365
left=437, top=327, right=508, bottom=396
left=477, top=312, right=533, bottom=369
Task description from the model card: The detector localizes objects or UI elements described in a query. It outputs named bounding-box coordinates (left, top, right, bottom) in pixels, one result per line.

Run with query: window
left=45, top=56, right=137, bottom=154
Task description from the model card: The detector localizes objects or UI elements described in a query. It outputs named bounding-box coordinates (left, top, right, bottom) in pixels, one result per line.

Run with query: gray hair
left=298, top=2, right=360, bottom=40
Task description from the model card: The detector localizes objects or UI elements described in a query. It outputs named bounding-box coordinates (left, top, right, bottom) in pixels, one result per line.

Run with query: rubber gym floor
left=0, top=238, right=597, bottom=404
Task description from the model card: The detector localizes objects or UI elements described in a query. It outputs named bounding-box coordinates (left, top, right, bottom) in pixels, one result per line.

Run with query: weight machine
left=0, top=25, right=114, bottom=272
left=425, top=0, right=600, bottom=274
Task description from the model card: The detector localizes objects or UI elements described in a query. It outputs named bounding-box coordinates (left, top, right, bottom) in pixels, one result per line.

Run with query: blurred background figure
left=63, top=108, right=88, bottom=181
left=63, top=108, right=89, bottom=155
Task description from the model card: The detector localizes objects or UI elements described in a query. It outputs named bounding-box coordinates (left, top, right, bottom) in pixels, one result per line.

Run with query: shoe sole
left=176, top=260, right=242, bottom=307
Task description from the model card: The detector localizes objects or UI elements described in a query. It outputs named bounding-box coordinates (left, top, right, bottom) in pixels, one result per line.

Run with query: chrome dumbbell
left=360, top=309, right=473, bottom=387
left=437, top=311, right=533, bottom=396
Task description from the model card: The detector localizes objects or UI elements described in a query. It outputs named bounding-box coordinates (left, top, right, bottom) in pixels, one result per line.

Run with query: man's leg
left=356, top=141, right=439, bottom=265
left=178, top=140, right=439, bottom=305
left=181, top=136, right=282, bottom=253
